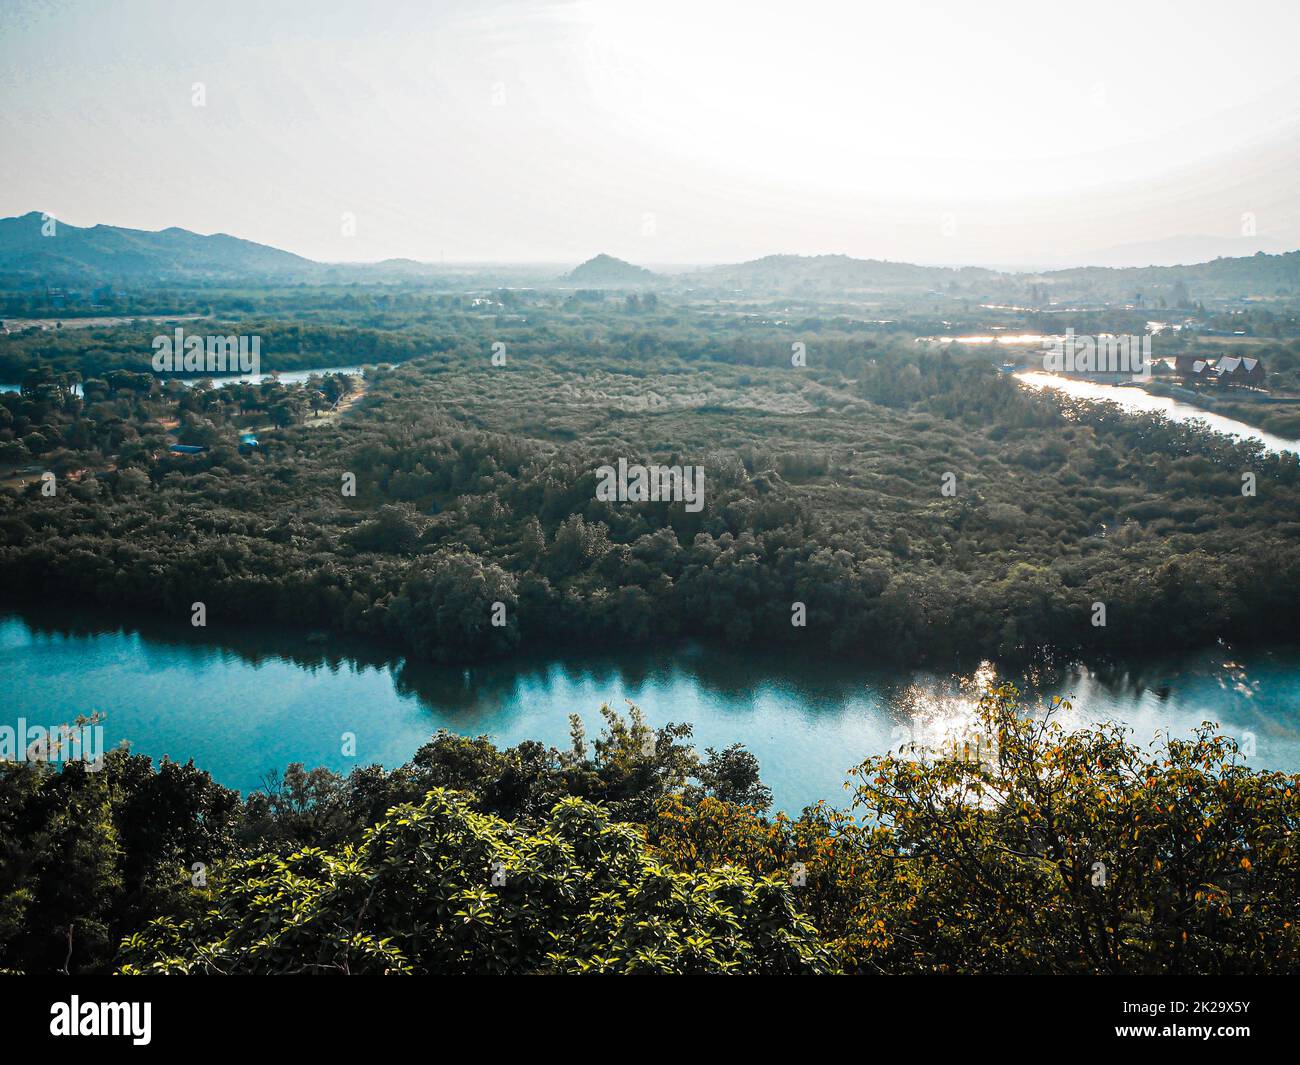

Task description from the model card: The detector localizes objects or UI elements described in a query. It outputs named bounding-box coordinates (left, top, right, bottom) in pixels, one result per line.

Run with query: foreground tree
left=649, top=684, right=1300, bottom=974
left=118, top=789, right=835, bottom=975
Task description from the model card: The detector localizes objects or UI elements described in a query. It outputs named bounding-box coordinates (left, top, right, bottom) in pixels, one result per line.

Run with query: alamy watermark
left=0, top=716, right=105, bottom=770
left=151, top=327, right=261, bottom=376
left=595, top=458, right=705, bottom=513
left=1042, top=328, right=1150, bottom=382
left=50, top=997, right=151, bottom=1045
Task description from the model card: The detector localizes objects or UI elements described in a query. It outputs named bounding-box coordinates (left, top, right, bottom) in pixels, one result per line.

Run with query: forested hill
left=0, top=212, right=317, bottom=284
left=566, top=253, right=659, bottom=286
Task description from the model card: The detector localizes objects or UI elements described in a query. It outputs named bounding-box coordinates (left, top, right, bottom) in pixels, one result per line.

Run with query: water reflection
left=5, top=603, right=1299, bottom=813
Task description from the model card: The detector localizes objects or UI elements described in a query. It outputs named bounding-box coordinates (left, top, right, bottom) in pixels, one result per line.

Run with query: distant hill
left=1031, top=251, right=1300, bottom=297
left=686, top=253, right=999, bottom=294
left=680, top=250, right=1300, bottom=299
left=565, top=254, right=658, bottom=286
left=1057, top=234, right=1293, bottom=270
left=0, top=212, right=317, bottom=284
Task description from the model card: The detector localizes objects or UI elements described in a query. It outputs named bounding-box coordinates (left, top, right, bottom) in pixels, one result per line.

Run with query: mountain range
left=3, top=213, right=1299, bottom=298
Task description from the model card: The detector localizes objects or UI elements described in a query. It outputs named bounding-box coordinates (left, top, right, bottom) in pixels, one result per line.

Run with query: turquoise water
left=3, top=608, right=1298, bottom=812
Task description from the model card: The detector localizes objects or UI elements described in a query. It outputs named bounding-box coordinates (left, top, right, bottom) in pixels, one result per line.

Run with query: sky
left=2, top=0, right=1299, bottom=266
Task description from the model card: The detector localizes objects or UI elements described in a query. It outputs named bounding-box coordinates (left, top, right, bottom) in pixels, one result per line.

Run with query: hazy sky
left=3, top=0, right=1299, bottom=265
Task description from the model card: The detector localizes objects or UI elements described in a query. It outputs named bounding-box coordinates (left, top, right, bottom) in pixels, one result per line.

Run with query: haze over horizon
left=4, top=0, right=1299, bottom=268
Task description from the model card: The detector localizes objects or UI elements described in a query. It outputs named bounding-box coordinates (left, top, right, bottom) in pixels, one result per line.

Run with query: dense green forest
left=2, top=300, right=1298, bottom=668
left=2, top=687, right=1294, bottom=974
left=0, top=319, right=429, bottom=381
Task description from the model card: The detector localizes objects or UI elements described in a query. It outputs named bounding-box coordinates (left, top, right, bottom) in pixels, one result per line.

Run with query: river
left=1016, top=371, right=1300, bottom=455
left=4, top=607, right=1297, bottom=813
